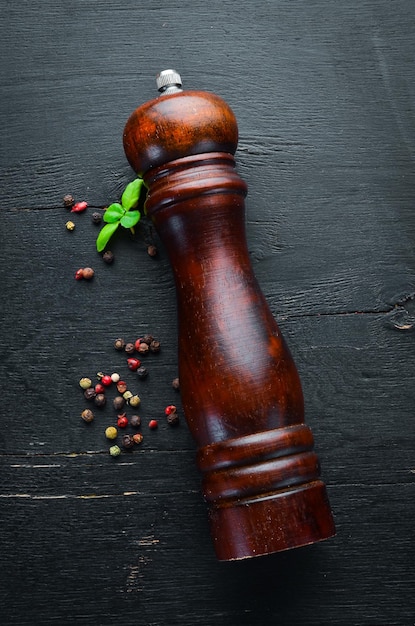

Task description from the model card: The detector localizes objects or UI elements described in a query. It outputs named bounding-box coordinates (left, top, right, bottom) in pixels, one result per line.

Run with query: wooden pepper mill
left=123, top=70, right=335, bottom=560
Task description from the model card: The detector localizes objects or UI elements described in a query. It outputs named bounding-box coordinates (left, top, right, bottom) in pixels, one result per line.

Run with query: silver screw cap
left=156, top=69, right=183, bottom=94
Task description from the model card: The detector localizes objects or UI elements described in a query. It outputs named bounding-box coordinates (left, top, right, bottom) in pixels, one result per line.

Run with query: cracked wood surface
left=1, top=1, right=415, bottom=625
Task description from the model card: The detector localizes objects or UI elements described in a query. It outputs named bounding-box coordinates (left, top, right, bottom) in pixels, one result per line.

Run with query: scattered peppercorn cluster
left=79, top=334, right=180, bottom=457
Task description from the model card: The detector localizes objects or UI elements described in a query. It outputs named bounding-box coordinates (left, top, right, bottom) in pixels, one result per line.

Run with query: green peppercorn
left=128, top=394, right=141, bottom=407
left=79, top=377, right=92, bottom=390
left=123, top=390, right=133, bottom=402
left=109, top=445, right=121, bottom=457
left=81, top=409, right=94, bottom=423
left=65, top=220, right=76, bottom=231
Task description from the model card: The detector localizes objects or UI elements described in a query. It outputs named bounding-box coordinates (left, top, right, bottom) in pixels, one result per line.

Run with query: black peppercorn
left=149, top=339, right=161, bottom=353
left=113, top=396, right=125, bottom=411
left=114, top=338, right=125, bottom=351
left=147, top=244, right=158, bottom=257
left=122, top=434, right=134, bottom=450
left=136, top=366, right=148, bottom=379
left=94, top=393, right=106, bottom=407
left=63, top=194, right=74, bottom=208
left=125, top=342, right=135, bottom=355
left=92, top=212, right=102, bottom=224
left=102, top=250, right=114, bottom=264
left=142, top=334, right=153, bottom=345
left=130, top=415, right=141, bottom=428
left=166, top=411, right=180, bottom=426
left=84, top=388, right=97, bottom=401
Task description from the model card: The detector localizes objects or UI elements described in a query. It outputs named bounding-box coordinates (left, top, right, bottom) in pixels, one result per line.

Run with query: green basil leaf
left=96, top=221, right=120, bottom=252
left=120, top=210, right=141, bottom=229
left=103, top=203, right=124, bottom=223
left=121, top=178, right=143, bottom=211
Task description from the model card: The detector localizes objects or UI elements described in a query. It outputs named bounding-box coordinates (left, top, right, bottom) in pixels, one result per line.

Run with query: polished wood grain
left=124, top=88, right=335, bottom=558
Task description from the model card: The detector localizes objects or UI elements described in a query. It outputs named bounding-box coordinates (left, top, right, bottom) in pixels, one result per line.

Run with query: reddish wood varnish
left=123, top=85, right=335, bottom=560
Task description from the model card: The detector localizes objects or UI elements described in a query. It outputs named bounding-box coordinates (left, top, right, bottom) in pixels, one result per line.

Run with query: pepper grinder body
left=123, top=82, right=335, bottom=560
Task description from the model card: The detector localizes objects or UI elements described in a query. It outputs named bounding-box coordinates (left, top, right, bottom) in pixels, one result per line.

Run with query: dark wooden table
left=1, top=2, right=414, bottom=624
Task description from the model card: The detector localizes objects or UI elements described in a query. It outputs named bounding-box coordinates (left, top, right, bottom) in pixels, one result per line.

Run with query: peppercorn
left=132, top=433, right=144, bottom=445
left=94, top=393, right=106, bottom=407
left=164, top=405, right=177, bottom=416
left=81, top=408, right=94, bottom=423
left=117, top=414, right=129, bottom=428
left=75, top=268, right=84, bottom=280
left=109, top=445, right=121, bottom=457
left=147, top=245, right=158, bottom=257
left=82, top=267, right=95, bottom=280
left=125, top=343, right=135, bottom=355
left=79, top=377, right=92, bottom=390
left=101, top=374, right=112, bottom=387
left=116, top=381, right=128, bottom=394
left=142, top=334, right=153, bottom=345
left=148, top=419, right=158, bottom=430
left=130, top=415, right=141, bottom=428
left=96, top=372, right=104, bottom=380
left=71, top=201, right=88, bottom=213
left=172, top=377, right=180, bottom=390
left=149, top=339, right=161, bottom=353
left=65, top=220, right=75, bottom=231
left=95, top=383, right=105, bottom=394
left=136, top=366, right=148, bottom=379
left=128, top=394, right=141, bottom=408
left=122, top=434, right=134, bottom=450
left=113, top=396, right=125, bottom=411
left=114, top=338, right=125, bottom=351
left=63, top=194, right=74, bottom=208
left=166, top=411, right=180, bottom=426
left=102, top=250, right=114, bottom=264
left=111, top=372, right=120, bottom=383
left=127, top=357, right=141, bottom=371
left=84, top=388, right=96, bottom=401
left=122, top=390, right=133, bottom=402
left=91, top=212, right=102, bottom=224
left=137, top=342, right=149, bottom=355
left=105, top=426, right=118, bottom=440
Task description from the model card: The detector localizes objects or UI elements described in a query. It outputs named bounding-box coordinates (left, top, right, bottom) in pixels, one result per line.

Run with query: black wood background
left=1, top=2, right=414, bottom=625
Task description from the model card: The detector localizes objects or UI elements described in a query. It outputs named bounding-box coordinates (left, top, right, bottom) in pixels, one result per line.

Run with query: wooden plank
left=1, top=483, right=413, bottom=625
